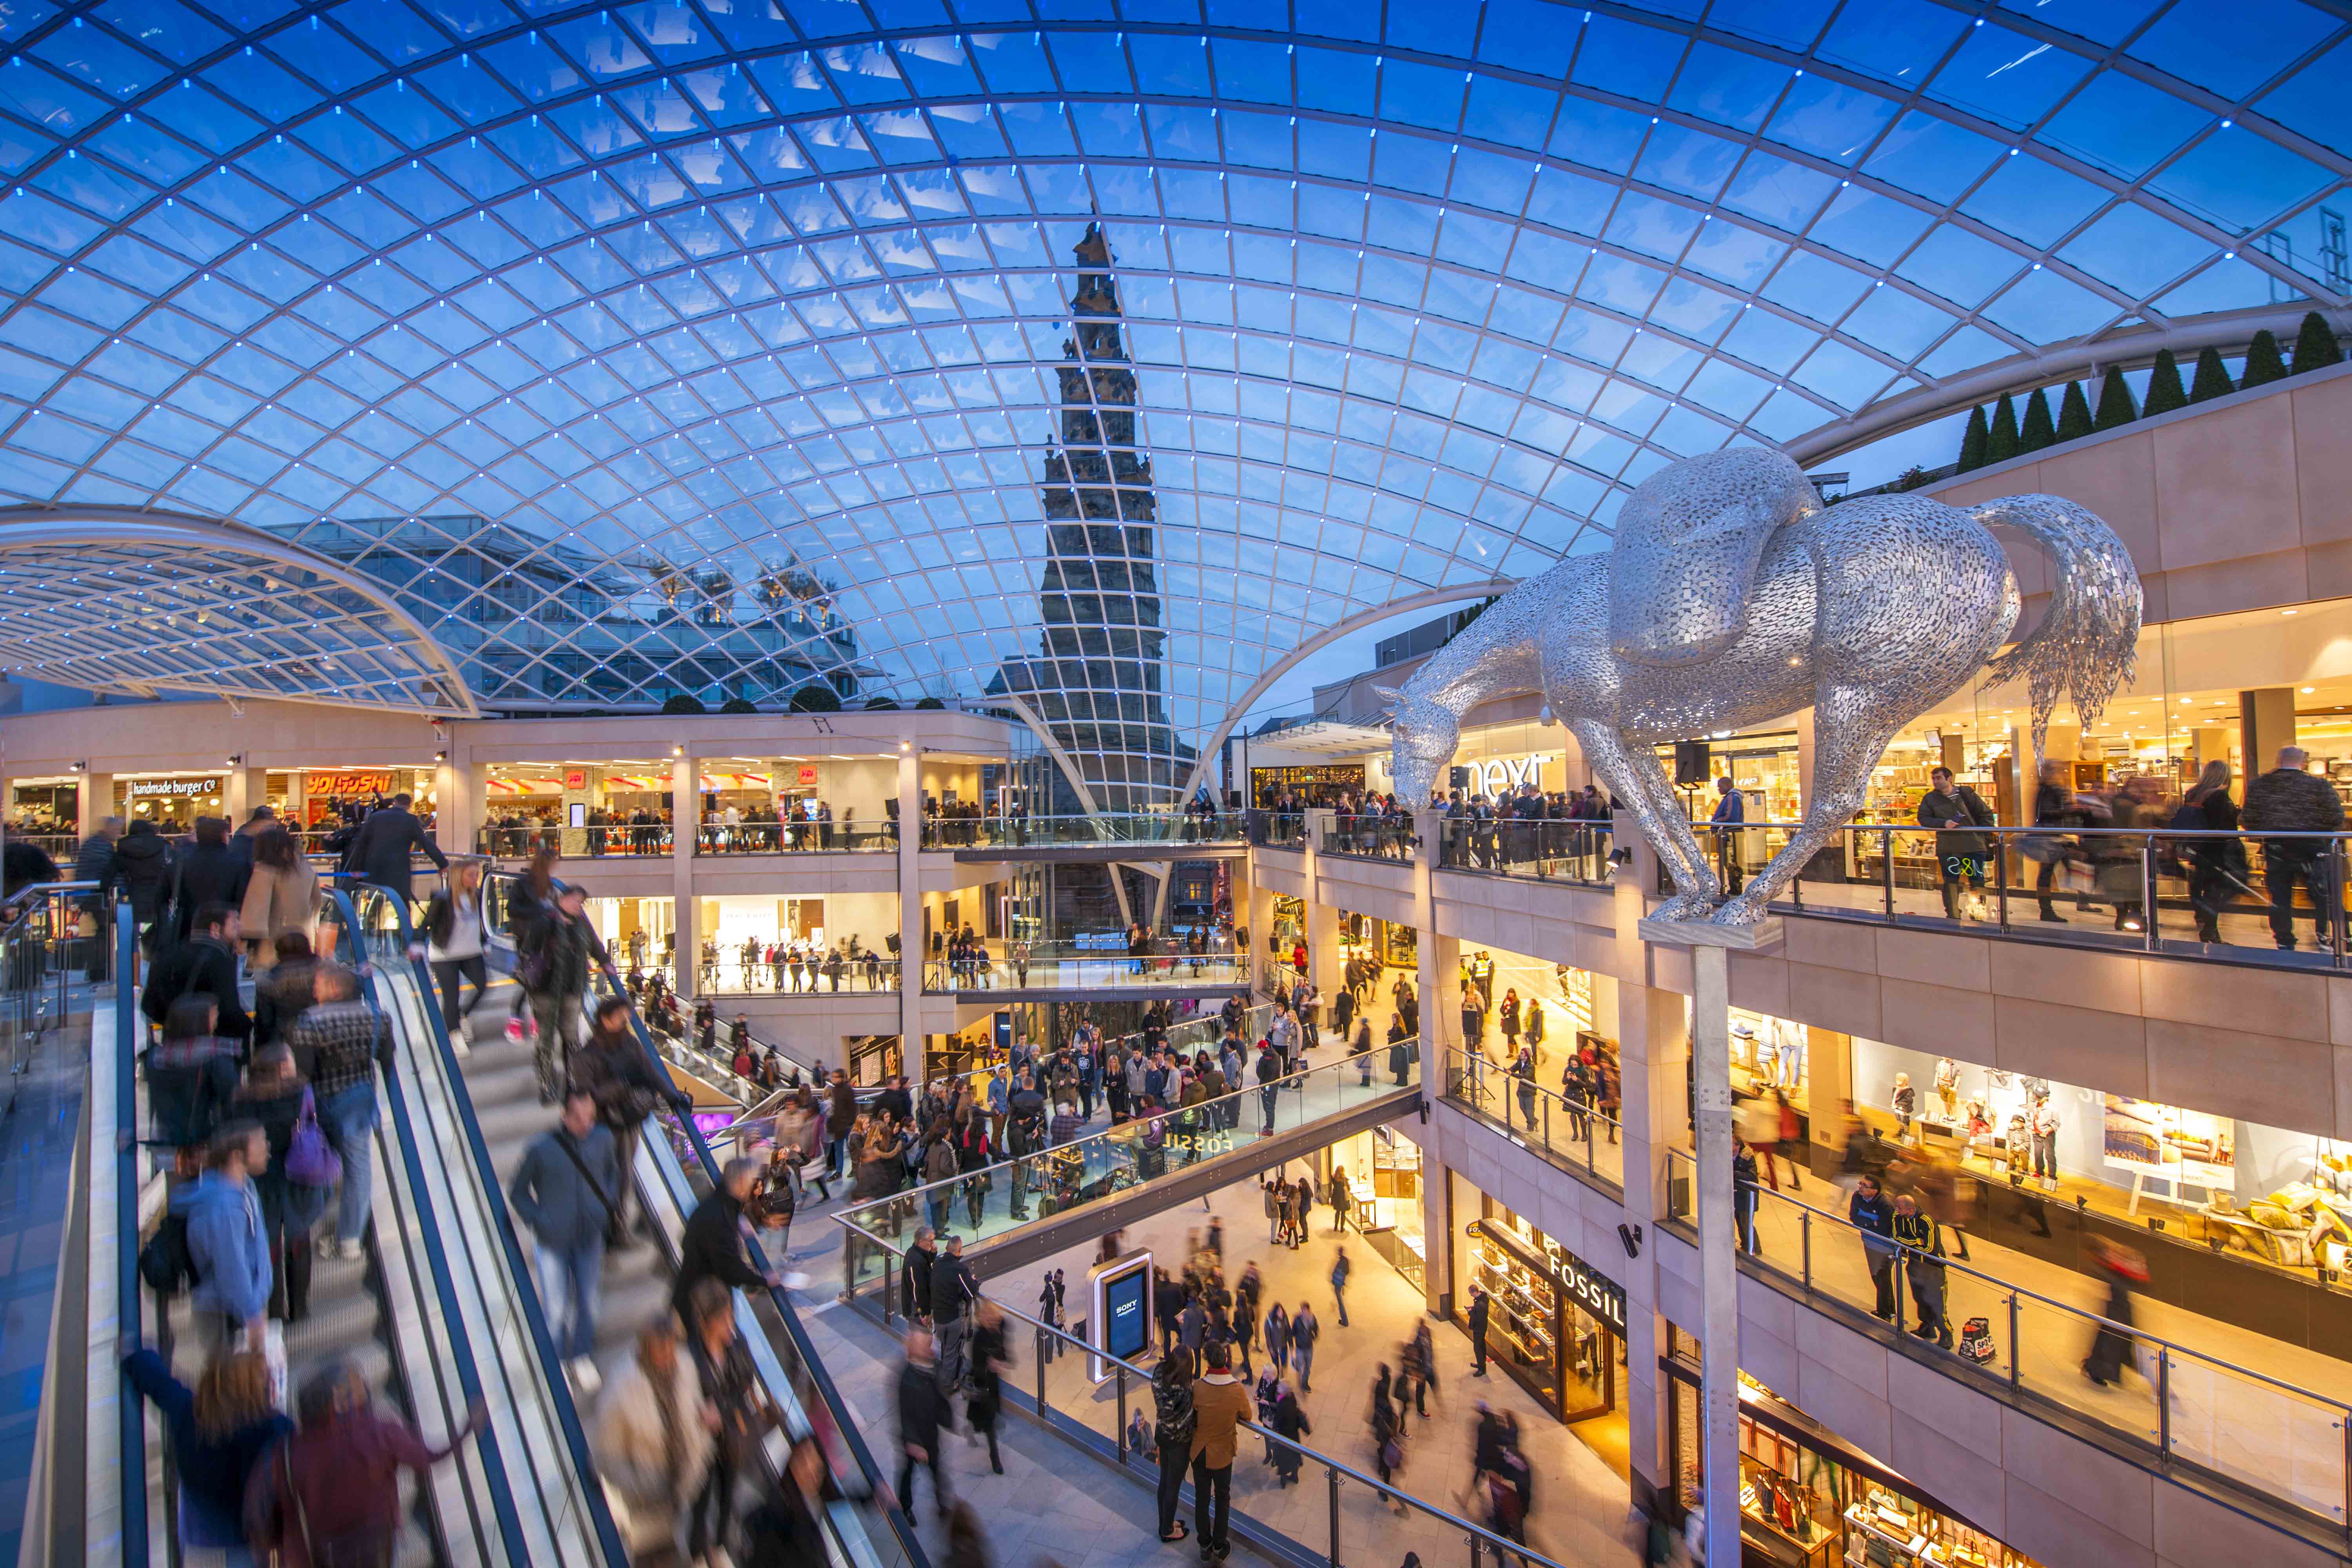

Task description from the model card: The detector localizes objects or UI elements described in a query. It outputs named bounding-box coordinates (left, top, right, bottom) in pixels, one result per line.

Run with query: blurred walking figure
left=595, top=1315, right=713, bottom=1567
left=253, top=1358, right=488, bottom=1568
left=508, top=1085, right=620, bottom=1387
left=896, top=1327, right=951, bottom=1518
left=2082, top=1236, right=2147, bottom=1388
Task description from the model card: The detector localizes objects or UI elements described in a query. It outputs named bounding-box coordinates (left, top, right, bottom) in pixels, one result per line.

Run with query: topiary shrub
left=863, top=697, right=903, bottom=711
left=661, top=693, right=707, bottom=715
left=1955, top=405, right=1988, bottom=472
left=2292, top=310, right=2344, bottom=375
left=1984, top=394, right=2020, bottom=465
left=2187, top=345, right=2234, bottom=404
left=2018, top=387, right=2056, bottom=453
left=915, top=696, right=946, bottom=711
left=2143, top=349, right=2187, bottom=416
left=719, top=697, right=757, bottom=714
left=2240, top=329, right=2289, bottom=390
left=2092, top=365, right=2137, bottom=430
left=2055, top=381, right=2092, bottom=443
left=788, top=683, right=844, bottom=713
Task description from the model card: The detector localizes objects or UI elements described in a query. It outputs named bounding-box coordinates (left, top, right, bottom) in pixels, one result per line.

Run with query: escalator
left=107, top=886, right=621, bottom=1566
left=455, top=870, right=933, bottom=1568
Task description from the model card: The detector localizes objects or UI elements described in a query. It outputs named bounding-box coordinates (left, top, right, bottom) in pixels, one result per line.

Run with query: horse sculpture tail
left=1973, top=494, right=2142, bottom=751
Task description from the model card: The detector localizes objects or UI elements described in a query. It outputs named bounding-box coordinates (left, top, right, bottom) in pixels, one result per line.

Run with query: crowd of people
left=699, top=933, right=897, bottom=993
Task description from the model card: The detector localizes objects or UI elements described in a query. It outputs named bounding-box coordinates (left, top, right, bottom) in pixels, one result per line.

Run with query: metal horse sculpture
left=1386, top=448, right=2142, bottom=926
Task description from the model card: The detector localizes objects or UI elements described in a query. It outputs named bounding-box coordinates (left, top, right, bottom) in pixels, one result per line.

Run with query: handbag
left=286, top=1086, right=342, bottom=1187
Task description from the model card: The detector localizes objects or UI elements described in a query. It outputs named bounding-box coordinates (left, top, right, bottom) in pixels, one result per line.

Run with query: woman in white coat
left=594, top=1314, right=714, bottom=1564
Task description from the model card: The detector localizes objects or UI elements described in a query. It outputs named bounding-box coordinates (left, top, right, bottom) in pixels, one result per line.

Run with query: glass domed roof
left=0, top=0, right=2344, bottom=783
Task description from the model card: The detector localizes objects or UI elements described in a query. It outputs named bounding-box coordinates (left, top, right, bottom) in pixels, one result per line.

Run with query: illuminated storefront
left=1328, top=1123, right=1424, bottom=1289
left=1669, top=1357, right=2046, bottom=1568
left=1449, top=1175, right=1627, bottom=1440
left=1250, top=764, right=1364, bottom=808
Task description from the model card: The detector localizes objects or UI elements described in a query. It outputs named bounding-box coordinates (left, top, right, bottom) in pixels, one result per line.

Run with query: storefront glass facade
left=1329, top=1123, right=1425, bottom=1289
left=1448, top=1174, right=1626, bottom=1427
left=1669, top=1358, right=2044, bottom=1568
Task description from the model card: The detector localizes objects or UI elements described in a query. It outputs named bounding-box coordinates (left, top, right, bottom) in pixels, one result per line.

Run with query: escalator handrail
left=343, top=881, right=634, bottom=1568
left=322, top=886, right=534, bottom=1568
left=477, top=869, right=930, bottom=1568
left=113, top=896, right=149, bottom=1565
left=599, top=980, right=935, bottom=1568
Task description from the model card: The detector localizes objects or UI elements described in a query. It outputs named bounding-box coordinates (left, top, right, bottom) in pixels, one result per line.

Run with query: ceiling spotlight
left=227, top=753, right=243, bottom=765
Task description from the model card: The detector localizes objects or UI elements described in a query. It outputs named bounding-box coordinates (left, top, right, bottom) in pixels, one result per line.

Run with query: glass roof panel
left=0, top=0, right=2338, bottom=795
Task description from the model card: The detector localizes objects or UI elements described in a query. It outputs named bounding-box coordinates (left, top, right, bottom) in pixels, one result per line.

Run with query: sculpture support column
left=897, top=747, right=923, bottom=1076
left=1639, top=915, right=1781, bottom=1568
left=671, top=754, right=697, bottom=1002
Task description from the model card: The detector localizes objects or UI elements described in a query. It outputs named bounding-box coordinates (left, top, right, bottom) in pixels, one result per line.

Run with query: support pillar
left=1412, top=806, right=1450, bottom=1318
left=437, top=749, right=477, bottom=860
left=897, top=745, right=922, bottom=1078
left=671, top=753, right=697, bottom=1000
left=2242, top=687, right=2298, bottom=780
left=224, top=765, right=267, bottom=827
left=78, top=773, right=112, bottom=839
left=1639, top=916, right=1782, bottom=1568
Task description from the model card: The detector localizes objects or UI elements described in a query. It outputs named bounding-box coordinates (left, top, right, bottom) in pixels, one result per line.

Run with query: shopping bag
left=286, top=1086, right=342, bottom=1187
left=263, top=1319, right=289, bottom=1411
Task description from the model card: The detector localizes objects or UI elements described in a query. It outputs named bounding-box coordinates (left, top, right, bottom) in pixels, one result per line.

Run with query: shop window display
left=1668, top=1359, right=2046, bottom=1568
left=1451, top=1177, right=1624, bottom=1425
left=1849, top=1034, right=2352, bottom=1324
left=1331, top=1125, right=1425, bottom=1289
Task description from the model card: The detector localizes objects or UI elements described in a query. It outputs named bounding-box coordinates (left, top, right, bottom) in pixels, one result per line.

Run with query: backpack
left=139, top=1210, right=196, bottom=1295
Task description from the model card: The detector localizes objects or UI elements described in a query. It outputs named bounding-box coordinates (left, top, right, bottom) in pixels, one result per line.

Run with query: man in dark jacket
left=1467, top=1284, right=1491, bottom=1376
left=1005, top=1071, right=1046, bottom=1219
left=902, top=1227, right=936, bottom=1325
left=340, top=793, right=447, bottom=906
left=141, top=902, right=250, bottom=1044
left=2242, top=745, right=2347, bottom=951
left=73, top=817, right=120, bottom=983
left=895, top=1328, right=949, bottom=1517
left=519, top=885, right=612, bottom=1103
left=508, top=1086, right=621, bottom=1375
left=571, top=997, right=689, bottom=1242
left=671, top=1156, right=780, bottom=1320
left=168, top=817, right=250, bottom=946
left=113, top=818, right=173, bottom=944
left=928, top=1234, right=978, bottom=1394
left=825, top=1069, right=857, bottom=1178
left=1917, top=766, right=1996, bottom=920
left=1849, top=1174, right=1898, bottom=1321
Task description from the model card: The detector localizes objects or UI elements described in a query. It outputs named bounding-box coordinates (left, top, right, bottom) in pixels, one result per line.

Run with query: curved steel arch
left=1784, top=306, right=2352, bottom=468
left=1173, top=580, right=1523, bottom=807
left=0, top=506, right=479, bottom=718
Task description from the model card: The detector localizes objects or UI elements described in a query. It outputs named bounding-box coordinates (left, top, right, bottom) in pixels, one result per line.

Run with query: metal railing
left=1318, top=818, right=1416, bottom=862
left=1249, top=809, right=1308, bottom=850
left=477, top=824, right=675, bottom=859
left=923, top=952, right=1250, bottom=992
left=920, top=1001, right=1276, bottom=1111
left=110, top=898, right=147, bottom=1567
left=0, top=882, right=98, bottom=1089
left=1663, top=1148, right=2352, bottom=1532
left=693, top=820, right=898, bottom=855
left=1434, top=818, right=1617, bottom=884
left=926, top=811, right=1245, bottom=849
left=343, top=882, right=635, bottom=1565
left=1440, top=1047, right=1624, bottom=1191
left=587, top=972, right=935, bottom=1568
left=851, top=1281, right=1568, bottom=1568
left=832, top=1044, right=1422, bottom=1285
left=319, top=884, right=567, bottom=1566
left=694, top=950, right=902, bottom=994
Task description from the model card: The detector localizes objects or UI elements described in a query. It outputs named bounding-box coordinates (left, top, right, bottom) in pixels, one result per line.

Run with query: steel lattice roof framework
left=0, top=506, right=479, bottom=712
left=0, top=0, right=2346, bottom=752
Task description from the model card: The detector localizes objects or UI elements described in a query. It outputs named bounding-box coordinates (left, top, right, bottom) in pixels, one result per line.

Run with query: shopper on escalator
left=675, top=1156, right=786, bottom=1323
left=687, top=1274, right=776, bottom=1566
left=122, top=1343, right=289, bottom=1563
left=290, top=964, right=392, bottom=1265
left=509, top=1085, right=621, bottom=1387
left=517, top=883, right=614, bottom=1104
left=573, top=995, right=692, bottom=1246
left=234, top=1042, right=322, bottom=1326
left=142, top=901, right=251, bottom=1048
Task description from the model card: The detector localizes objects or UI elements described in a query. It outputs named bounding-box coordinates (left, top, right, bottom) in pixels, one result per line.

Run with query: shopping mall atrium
left=6, top=1, right=2352, bottom=1565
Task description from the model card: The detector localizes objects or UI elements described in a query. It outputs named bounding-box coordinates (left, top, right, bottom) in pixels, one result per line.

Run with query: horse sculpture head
left=1383, top=685, right=1460, bottom=806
